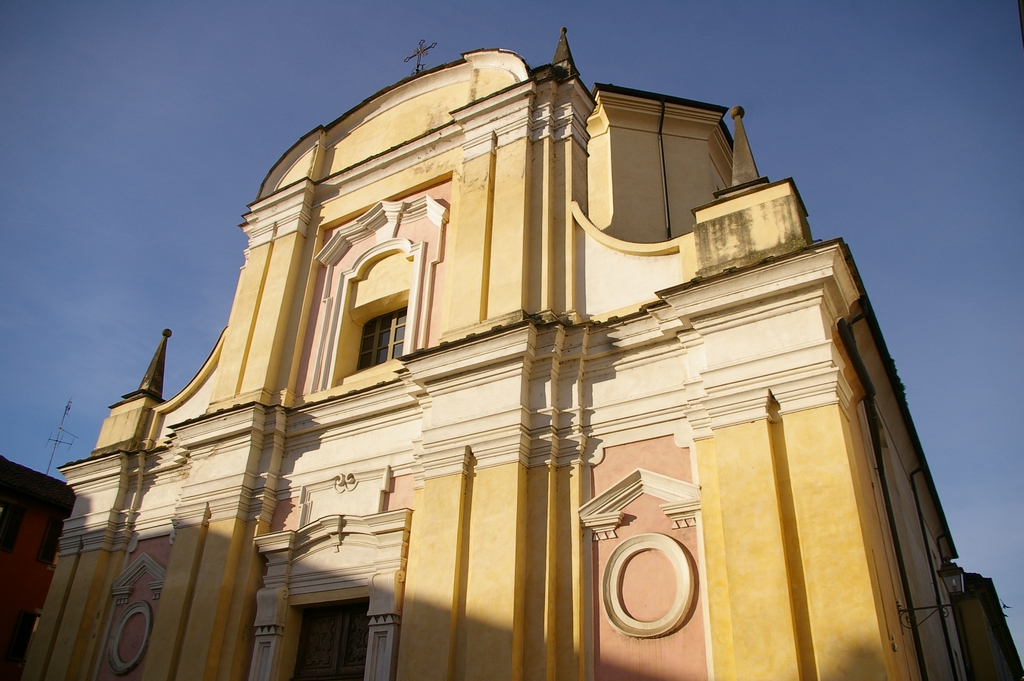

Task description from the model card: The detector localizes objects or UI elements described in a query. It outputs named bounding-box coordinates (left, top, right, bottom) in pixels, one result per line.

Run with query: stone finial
left=729, top=105, right=760, bottom=186
left=552, top=27, right=579, bottom=78
left=122, top=329, right=172, bottom=401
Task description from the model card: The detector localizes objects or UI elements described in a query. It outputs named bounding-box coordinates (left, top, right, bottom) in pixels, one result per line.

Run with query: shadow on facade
left=276, top=586, right=888, bottom=681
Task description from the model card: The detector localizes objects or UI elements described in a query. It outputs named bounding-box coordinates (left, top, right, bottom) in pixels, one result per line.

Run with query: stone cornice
left=654, top=244, right=861, bottom=436
left=241, top=178, right=314, bottom=251
left=531, top=78, right=593, bottom=145
left=451, top=81, right=536, bottom=162
left=401, top=322, right=536, bottom=387
left=172, top=403, right=268, bottom=450
left=658, top=243, right=858, bottom=320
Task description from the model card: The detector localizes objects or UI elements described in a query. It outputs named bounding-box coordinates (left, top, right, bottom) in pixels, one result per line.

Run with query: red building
left=0, top=455, right=75, bottom=681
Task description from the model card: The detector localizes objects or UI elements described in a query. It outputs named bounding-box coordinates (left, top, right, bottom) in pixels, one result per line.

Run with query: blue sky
left=1, top=0, right=1021, bottom=646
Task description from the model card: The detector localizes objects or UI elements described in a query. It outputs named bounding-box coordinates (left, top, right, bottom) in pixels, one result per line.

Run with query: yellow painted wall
left=443, top=151, right=494, bottom=333
left=21, top=552, right=79, bottom=681
left=353, top=252, right=413, bottom=309
left=396, top=472, right=467, bottom=681
left=141, top=522, right=208, bottom=681
left=485, top=138, right=530, bottom=319
left=210, top=243, right=272, bottom=405
left=778, top=405, right=889, bottom=678
left=693, top=437, right=738, bottom=681
left=699, top=419, right=801, bottom=678
left=40, top=549, right=118, bottom=681
left=454, top=462, right=528, bottom=681
left=586, top=93, right=730, bottom=243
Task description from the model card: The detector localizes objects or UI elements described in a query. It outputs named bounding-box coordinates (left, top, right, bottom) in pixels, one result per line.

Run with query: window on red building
left=0, top=503, right=25, bottom=552
left=36, top=517, right=62, bottom=565
left=5, top=611, right=38, bottom=663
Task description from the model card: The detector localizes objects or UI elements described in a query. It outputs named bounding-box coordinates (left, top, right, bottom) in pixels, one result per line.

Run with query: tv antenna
left=405, top=40, right=437, bottom=75
left=45, top=398, right=77, bottom=475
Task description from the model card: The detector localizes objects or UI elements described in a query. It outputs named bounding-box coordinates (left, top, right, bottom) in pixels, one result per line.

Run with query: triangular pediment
left=578, top=469, right=701, bottom=539
left=111, top=553, right=166, bottom=604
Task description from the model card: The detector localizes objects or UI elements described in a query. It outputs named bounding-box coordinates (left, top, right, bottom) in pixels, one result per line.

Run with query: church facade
left=24, top=34, right=1008, bottom=681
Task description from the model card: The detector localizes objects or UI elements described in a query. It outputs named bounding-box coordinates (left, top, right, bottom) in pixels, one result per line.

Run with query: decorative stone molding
left=248, top=509, right=412, bottom=681
left=297, top=473, right=357, bottom=527
left=314, top=195, right=448, bottom=267
left=110, top=553, right=166, bottom=605
left=58, top=452, right=130, bottom=555
left=602, top=533, right=695, bottom=638
left=655, top=244, right=862, bottom=435
left=306, top=189, right=449, bottom=395
left=242, top=178, right=315, bottom=252
left=107, top=600, right=152, bottom=675
left=309, top=236, right=430, bottom=394
left=252, top=585, right=288, bottom=635
left=579, top=469, right=701, bottom=540
left=530, top=78, right=593, bottom=145
left=415, top=445, right=473, bottom=480
left=452, top=81, right=536, bottom=162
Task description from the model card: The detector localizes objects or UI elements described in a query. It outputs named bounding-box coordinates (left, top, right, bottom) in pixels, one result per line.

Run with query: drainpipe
left=910, top=468, right=960, bottom=680
left=838, top=314, right=930, bottom=681
left=657, top=96, right=672, bottom=240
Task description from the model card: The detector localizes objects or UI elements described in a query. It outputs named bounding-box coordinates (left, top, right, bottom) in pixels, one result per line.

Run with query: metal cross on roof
left=405, top=39, right=437, bottom=75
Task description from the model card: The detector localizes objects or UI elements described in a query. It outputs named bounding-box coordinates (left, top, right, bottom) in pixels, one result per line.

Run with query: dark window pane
left=357, top=307, right=408, bottom=370
left=5, top=611, right=38, bottom=663
left=37, top=517, right=62, bottom=564
left=0, top=504, right=25, bottom=552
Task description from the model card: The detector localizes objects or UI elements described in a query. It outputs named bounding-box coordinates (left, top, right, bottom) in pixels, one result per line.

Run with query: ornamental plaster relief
left=302, top=187, right=449, bottom=396
left=93, top=553, right=167, bottom=681
left=58, top=242, right=865, bottom=568
left=58, top=453, right=130, bottom=555
left=659, top=244, right=861, bottom=433
left=248, top=510, right=411, bottom=681
left=586, top=436, right=708, bottom=679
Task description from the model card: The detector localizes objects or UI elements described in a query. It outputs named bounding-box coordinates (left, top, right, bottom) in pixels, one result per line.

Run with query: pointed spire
left=729, top=106, right=760, bottom=186
left=122, top=329, right=171, bottom=401
left=552, top=27, right=579, bottom=79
